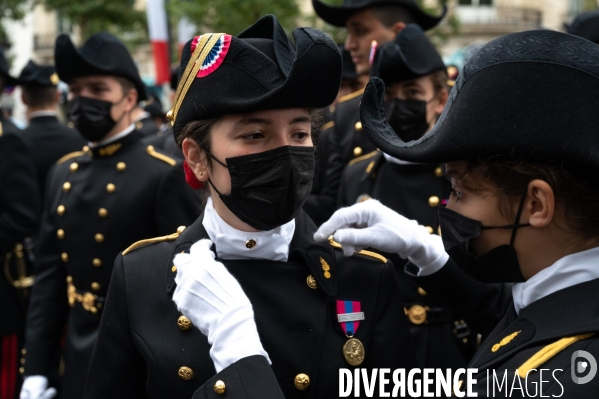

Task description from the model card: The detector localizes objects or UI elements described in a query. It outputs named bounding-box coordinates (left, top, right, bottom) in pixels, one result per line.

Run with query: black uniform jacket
left=310, top=90, right=377, bottom=224
left=84, top=210, right=419, bottom=399
left=135, top=115, right=159, bottom=138
left=20, top=115, right=87, bottom=204
left=460, top=276, right=599, bottom=398
left=304, top=116, right=334, bottom=226
left=23, top=130, right=199, bottom=398
left=338, top=152, right=474, bottom=374
left=0, top=120, right=40, bottom=335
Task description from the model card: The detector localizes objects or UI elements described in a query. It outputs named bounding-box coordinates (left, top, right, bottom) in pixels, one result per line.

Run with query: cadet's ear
left=182, top=138, right=209, bottom=182
left=391, top=22, right=406, bottom=35
left=524, top=180, right=555, bottom=228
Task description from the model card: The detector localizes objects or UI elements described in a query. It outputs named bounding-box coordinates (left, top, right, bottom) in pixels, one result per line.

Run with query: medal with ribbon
left=336, top=300, right=366, bottom=366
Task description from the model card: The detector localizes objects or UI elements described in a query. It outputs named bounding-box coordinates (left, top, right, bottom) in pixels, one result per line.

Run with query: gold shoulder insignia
left=147, top=145, right=177, bottom=166
left=321, top=121, right=335, bottom=131
left=338, top=88, right=365, bottom=104
left=492, top=330, right=521, bottom=352
left=122, top=226, right=186, bottom=255
left=348, top=150, right=379, bottom=166
left=98, top=143, right=122, bottom=157
left=516, top=333, right=595, bottom=377
left=56, top=150, right=86, bottom=165
left=328, top=236, right=387, bottom=264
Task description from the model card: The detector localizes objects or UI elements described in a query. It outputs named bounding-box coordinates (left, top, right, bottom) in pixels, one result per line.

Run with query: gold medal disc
left=343, top=337, right=365, bottom=366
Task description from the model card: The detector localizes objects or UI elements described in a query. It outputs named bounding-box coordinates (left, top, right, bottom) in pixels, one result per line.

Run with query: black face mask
left=438, top=191, right=530, bottom=283
left=207, top=145, right=315, bottom=231
left=67, top=96, right=125, bottom=142
left=384, top=98, right=430, bottom=142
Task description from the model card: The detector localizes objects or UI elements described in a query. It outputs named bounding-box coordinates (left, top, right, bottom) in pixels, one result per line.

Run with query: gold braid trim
left=56, top=151, right=86, bottom=165
left=328, top=236, right=387, bottom=264
left=122, top=230, right=183, bottom=255
left=168, top=34, right=224, bottom=125
left=146, top=145, right=177, bottom=166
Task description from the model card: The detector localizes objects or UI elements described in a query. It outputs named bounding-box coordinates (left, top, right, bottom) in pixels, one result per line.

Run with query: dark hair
left=370, top=5, right=415, bottom=28
left=458, top=158, right=599, bottom=239
left=22, top=86, right=57, bottom=108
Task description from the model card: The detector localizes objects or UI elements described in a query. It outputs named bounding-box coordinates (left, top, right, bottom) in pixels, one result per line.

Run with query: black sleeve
left=411, top=258, right=513, bottom=336
left=83, top=255, right=147, bottom=398
left=336, top=164, right=351, bottom=209
left=191, top=355, right=284, bottom=399
left=154, top=164, right=200, bottom=235
left=24, top=182, right=67, bottom=376
left=0, top=133, right=40, bottom=250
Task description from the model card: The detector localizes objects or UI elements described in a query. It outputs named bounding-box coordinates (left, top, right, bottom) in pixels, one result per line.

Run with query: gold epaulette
left=146, top=145, right=177, bottom=166
left=321, top=120, right=334, bottom=131
left=56, top=150, right=86, bottom=165
left=516, top=332, right=595, bottom=377
left=0, top=121, right=3, bottom=137
left=348, top=150, right=378, bottom=166
left=328, top=236, right=387, bottom=264
left=337, top=88, right=364, bottom=104
left=122, top=226, right=186, bottom=255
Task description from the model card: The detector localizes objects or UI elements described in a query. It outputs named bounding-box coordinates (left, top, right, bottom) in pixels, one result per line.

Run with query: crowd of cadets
left=0, top=0, right=598, bottom=398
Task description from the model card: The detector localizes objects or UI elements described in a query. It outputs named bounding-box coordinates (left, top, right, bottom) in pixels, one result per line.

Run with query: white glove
left=314, top=200, right=449, bottom=275
left=172, top=239, right=271, bottom=372
left=20, top=376, right=56, bottom=399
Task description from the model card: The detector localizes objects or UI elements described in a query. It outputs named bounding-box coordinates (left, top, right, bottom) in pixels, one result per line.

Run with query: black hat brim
left=312, top=0, right=446, bottom=30
left=55, top=35, right=148, bottom=101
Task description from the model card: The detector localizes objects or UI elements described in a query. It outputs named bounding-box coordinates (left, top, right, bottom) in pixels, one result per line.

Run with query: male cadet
left=20, top=32, right=198, bottom=399
left=338, top=25, right=476, bottom=379
left=0, top=49, right=40, bottom=399
left=566, top=9, right=599, bottom=44
left=311, top=0, right=446, bottom=220
left=18, top=61, right=87, bottom=205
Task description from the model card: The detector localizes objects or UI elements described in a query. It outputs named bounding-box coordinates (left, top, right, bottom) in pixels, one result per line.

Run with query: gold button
left=116, top=162, right=126, bottom=172
left=428, top=196, right=440, bottom=207
left=177, top=226, right=186, bottom=233
left=135, top=121, right=143, bottom=130
left=178, top=366, right=194, bottom=380
left=106, top=183, right=116, bottom=193
left=246, top=239, right=256, bottom=249
left=67, top=122, right=74, bottom=129
left=166, top=110, right=174, bottom=122
left=353, top=146, right=363, bottom=157
left=354, top=121, right=362, bottom=131
left=57, top=205, right=65, bottom=216
left=95, top=233, right=104, bottom=243
left=178, top=316, right=192, bottom=331
left=434, top=166, right=444, bottom=178
left=425, top=226, right=434, bottom=234
left=66, top=276, right=72, bottom=283
left=418, top=287, right=427, bottom=296
left=214, top=380, right=226, bottom=395
left=63, top=182, right=72, bottom=192
left=20, top=358, right=25, bottom=364
left=21, top=348, right=26, bottom=355
left=306, top=275, right=318, bottom=289
left=98, top=208, right=108, bottom=218
left=69, top=162, right=78, bottom=172
left=57, top=229, right=65, bottom=239
left=19, top=367, right=24, bottom=375
left=93, top=258, right=102, bottom=267
left=294, top=373, right=310, bottom=390
left=61, top=253, right=69, bottom=263
left=91, top=282, right=100, bottom=291
left=171, top=265, right=177, bottom=272
left=83, top=145, right=90, bottom=152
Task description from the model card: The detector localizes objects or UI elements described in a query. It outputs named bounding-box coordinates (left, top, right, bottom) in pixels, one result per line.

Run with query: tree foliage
left=168, top=0, right=301, bottom=36
left=41, top=0, right=148, bottom=41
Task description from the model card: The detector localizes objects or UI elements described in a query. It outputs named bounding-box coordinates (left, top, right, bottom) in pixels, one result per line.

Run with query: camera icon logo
left=571, top=350, right=597, bottom=384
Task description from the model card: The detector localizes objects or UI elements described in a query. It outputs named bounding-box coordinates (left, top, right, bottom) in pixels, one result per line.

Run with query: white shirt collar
left=383, top=152, right=419, bottom=166
left=30, top=110, right=57, bottom=119
left=512, top=246, right=599, bottom=314
left=202, top=197, right=295, bottom=261
left=134, top=111, right=150, bottom=122
left=88, top=124, right=135, bottom=148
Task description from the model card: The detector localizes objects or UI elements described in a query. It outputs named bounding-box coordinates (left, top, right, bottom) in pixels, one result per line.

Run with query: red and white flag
left=146, top=0, right=170, bottom=84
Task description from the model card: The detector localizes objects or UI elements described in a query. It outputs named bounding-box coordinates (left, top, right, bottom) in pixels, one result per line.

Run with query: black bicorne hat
left=566, top=10, right=599, bottom=44
left=18, top=60, right=59, bottom=87
left=339, top=44, right=358, bottom=80
left=0, top=48, right=19, bottom=87
left=170, top=15, right=342, bottom=141
left=360, top=30, right=599, bottom=172
left=371, top=23, right=445, bottom=85
left=312, top=0, right=446, bottom=30
left=54, top=32, right=148, bottom=100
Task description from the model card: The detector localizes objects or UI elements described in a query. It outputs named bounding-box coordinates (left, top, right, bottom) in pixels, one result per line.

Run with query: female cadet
left=316, top=29, right=599, bottom=396
left=83, top=15, right=417, bottom=398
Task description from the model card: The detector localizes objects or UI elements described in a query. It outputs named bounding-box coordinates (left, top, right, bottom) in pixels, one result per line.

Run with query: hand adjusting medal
left=336, top=300, right=366, bottom=366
